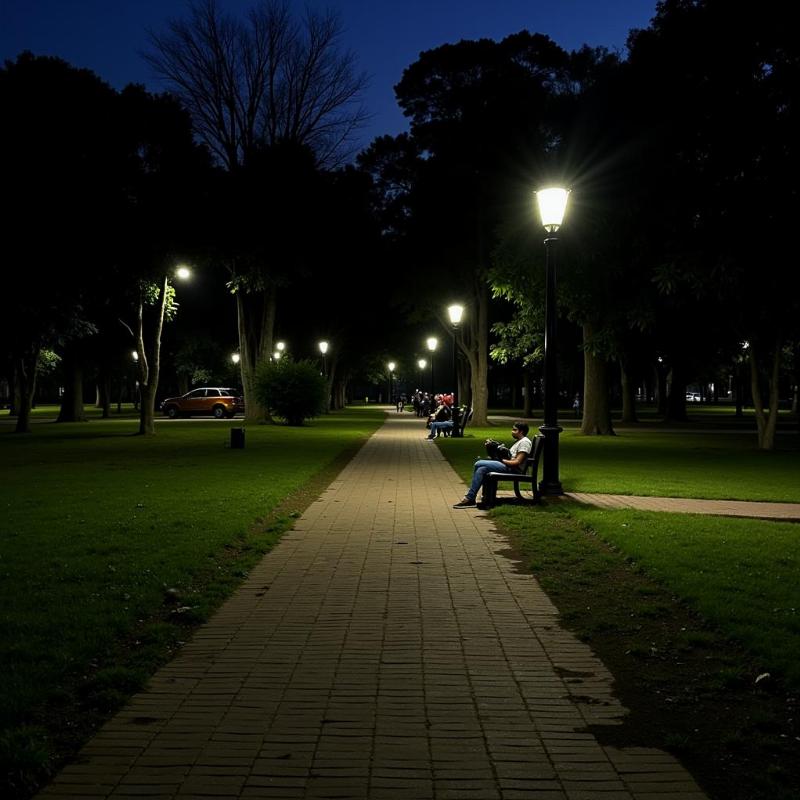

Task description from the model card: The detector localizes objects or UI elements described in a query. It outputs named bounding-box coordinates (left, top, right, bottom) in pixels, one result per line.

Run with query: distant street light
left=447, top=303, right=464, bottom=400
left=319, top=340, right=329, bottom=377
left=276, top=341, right=286, bottom=353
left=535, top=187, right=569, bottom=495
left=175, top=265, right=192, bottom=281
left=387, top=361, right=396, bottom=404
left=426, top=337, right=438, bottom=395
left=231, top=353, right=240, bottom=365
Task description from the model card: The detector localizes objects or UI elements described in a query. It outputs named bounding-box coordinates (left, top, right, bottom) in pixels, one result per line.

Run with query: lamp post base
left=538, top=423, right=564, bottom=496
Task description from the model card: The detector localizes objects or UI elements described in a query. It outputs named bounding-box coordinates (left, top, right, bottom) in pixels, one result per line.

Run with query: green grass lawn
left=0, top=408, right=384, bottom=794
left=447, top=424, right=800, bottom=501
left=441, top=421, right=799, bottom=799
left=566, top=506, right=800, bottom=685
left=3, top=407, right=798, bottom=797
left=491, top=503, right=800, bottom=800
left=437, top=426, right=800, bottom=678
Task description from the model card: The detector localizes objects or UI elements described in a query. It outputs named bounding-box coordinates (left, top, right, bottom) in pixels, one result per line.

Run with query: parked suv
left=160, top=388, right=244, bottom=419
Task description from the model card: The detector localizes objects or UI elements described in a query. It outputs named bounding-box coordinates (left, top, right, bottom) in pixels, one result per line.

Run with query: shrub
left=254, top=359, right=327, bottom=425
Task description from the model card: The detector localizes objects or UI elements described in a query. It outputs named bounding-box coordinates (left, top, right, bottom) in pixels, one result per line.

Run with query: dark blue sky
left=2, top=0, right=658, bottom=148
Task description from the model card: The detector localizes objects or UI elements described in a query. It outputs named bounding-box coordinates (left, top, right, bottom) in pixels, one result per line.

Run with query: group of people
left=403, top=389, right=454, bottom=419
left=424, top=393, right=457, bottom=439
left=406, top=389, right=533, bottom=509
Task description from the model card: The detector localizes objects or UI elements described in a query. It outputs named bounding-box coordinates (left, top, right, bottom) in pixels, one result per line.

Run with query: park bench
left=480, top=434, right=544, bottom=508
left=445, top=405, right=473, bottom=438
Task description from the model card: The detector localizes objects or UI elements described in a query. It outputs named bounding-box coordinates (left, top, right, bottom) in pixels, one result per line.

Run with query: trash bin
left=230, top=427, right=245, bottom=449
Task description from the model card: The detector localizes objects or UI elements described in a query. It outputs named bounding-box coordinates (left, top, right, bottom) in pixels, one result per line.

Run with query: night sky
left=2, top=0, right=659, bottom=150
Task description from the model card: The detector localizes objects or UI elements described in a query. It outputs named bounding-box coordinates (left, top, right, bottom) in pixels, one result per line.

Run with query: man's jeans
left=427, top=420, right=454, bottom=438
left=467, top=459, right=508, bottom=501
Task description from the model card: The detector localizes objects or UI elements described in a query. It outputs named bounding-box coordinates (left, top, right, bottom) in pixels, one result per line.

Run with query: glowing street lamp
left=319, top=340, right=329, bottom=377
left=387, top=361, right=396, bottom=404
left=535, top=186, right=569, bottom=495
left=175, top=265, right=192, bottom=281
left=426, top=337, right=438, bottom=395
left=447, top=303, right=464, bottom=400
left=231, top=353, right=240, bottom=365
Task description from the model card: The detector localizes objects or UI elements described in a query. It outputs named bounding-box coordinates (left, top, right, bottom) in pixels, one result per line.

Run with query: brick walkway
left=37, top=414, right=706, bottom=799
left=566, top=493, right=800, bottom=520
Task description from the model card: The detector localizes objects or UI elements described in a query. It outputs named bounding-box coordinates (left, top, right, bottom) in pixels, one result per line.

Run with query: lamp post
left=318, top=340, right=329, bottom=377
left=131, top=350, right=140, bottom=410
left=134, top=264, right=192, bottom=435
left=447, top=304, right=464, bottom=401
left=417, top=359, right=427, bottom=394
left=426, top=337, right=438, bottom=395
left=387, top=361, right=396, bottom=405
left=535, top=187, right=569, bottom=496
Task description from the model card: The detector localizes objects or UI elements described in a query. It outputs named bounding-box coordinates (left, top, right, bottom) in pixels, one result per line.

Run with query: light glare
left=536, top=187, right=569, bottom=232
left=447, top=304, right=464, bottom=325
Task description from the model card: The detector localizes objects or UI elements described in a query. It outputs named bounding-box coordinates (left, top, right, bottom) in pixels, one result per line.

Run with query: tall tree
left=115, top=86, right=212, bottom=435
left=146, top=0, right=368, bottom=423
left=386, top=33, right=576, bottom=424
left=625, top=0, right=800, bottom=447
left=0, top=53, right=123, bottom=430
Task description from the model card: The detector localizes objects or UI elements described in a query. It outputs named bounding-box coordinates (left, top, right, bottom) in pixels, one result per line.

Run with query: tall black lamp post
left=319, top=341, right=330, bottom=411
left=447, top=304, right=464, bottom=400
left=535, top=187, right=570, bottom=496
left=426, top=337, right=438, bottom=395
left=387, top=361, right=396, bottom=405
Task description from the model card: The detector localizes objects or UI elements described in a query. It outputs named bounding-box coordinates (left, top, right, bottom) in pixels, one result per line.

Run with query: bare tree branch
left=144, top=0, right=368, bottom=168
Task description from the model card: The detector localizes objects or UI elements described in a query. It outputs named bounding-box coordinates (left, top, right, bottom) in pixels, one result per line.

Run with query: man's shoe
left=453, top=498, right=476, bottom=508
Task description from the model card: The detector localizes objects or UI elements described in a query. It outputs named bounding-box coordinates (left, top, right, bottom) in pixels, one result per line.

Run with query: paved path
left=37, top=414, right=706, bottom=799
left=566, top=493, right=800, bottom=520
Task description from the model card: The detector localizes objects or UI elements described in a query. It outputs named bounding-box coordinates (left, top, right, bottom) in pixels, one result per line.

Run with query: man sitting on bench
left=452, top=421, right=532, bottom=508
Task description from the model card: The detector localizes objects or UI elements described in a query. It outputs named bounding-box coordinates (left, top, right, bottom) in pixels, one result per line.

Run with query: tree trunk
left=57, top=348, right=87, bottom=422
left=462, top=279, right=489, bottom=424
left=620, top=360, right=638, bottom=423
left=580, top=325, right=614, bottom=435
left=664, top=364, right=688, bottom=422
left=8, top=367, right=18, bottom=416
left=136, top=277, right=168, bottom=436
left=237, top=288, right=275, bottom=424
left=97, top=365, right=111, bottom=419
left=734, top=360, right=744, bottom=417
left=332, top=375, right=347, bottom=410
left=523, top=370, right=532, bottom=418
left=750, top=340, right=781, bottom=450
left=655, top=364, right=667, bottom=416
left=14, top=348, right=39, bottom=434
